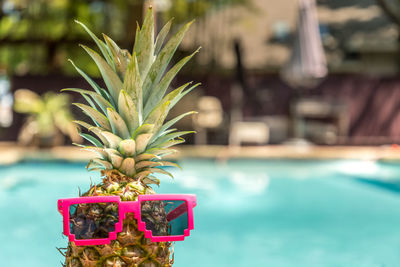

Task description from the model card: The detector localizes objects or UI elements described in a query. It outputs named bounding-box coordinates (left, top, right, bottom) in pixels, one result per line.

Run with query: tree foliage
left=0, top=0, right=248, bottom=75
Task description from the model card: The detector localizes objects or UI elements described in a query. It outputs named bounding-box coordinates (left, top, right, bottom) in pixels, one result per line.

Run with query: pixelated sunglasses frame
left=58, top=194, right=197, bottom=246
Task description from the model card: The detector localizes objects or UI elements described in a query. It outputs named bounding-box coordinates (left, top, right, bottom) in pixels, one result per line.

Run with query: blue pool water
left=1, top=159, right=400, bottom=266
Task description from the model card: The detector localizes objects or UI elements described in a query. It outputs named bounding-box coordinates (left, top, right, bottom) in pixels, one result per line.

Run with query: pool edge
left=0, top=142, right=400, bottom=165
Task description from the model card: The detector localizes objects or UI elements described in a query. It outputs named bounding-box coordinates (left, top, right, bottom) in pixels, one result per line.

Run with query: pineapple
left=61, top=7, right=199, bottom=266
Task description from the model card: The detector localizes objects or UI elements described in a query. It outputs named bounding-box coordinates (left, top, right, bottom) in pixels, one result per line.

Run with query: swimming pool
left=1, top=159, right=400, bottom=266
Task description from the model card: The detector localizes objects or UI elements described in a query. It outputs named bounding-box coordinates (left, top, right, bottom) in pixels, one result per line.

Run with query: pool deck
left=1, top=142, right=400, bottom=165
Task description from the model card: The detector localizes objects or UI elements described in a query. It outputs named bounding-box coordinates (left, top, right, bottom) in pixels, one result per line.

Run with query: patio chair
left=192, top=96, right=225, bottom=145
left=229, top=121, right=269, bottom=146
left=291, top=97, right=348, bottom=144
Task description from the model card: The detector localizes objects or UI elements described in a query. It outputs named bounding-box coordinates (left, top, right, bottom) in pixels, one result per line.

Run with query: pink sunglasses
left=58, top=194, right=197, bottom=246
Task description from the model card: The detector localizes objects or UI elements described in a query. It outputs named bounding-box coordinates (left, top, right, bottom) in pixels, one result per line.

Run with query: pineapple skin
left=61, top=7, right=199, bottom=267
left=64, top=173, right=172, bottom=267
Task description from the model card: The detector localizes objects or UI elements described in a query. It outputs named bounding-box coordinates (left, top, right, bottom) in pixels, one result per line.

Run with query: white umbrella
left=281, top=0, right=327, bottom=88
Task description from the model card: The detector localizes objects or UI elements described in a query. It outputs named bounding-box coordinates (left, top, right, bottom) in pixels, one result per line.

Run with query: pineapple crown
left=63, top=7, right=199, bottom=185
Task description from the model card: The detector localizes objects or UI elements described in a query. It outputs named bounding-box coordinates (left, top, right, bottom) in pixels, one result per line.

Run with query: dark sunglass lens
left=69, top=202, right=119, bottom=240
left=141, top=200, right=188, bottom=236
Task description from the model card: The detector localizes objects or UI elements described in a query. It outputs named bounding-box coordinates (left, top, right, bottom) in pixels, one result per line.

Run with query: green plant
left=14, top=89, right=80, bottom=147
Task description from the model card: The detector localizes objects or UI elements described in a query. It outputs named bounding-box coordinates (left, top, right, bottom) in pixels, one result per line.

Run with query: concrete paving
left=0, top=142, right=400, bottom=165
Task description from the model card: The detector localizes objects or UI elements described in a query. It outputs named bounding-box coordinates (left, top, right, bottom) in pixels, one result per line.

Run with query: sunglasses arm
left=167, top=203, right=188, bottom=222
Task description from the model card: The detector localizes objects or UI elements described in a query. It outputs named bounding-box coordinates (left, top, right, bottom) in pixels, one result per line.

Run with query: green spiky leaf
left=81, top=146, right=107, bottom=159
left=107, top=108, right=130, bottom=139
left=135, top=160, right=162, bottom=170
left=149, top=131, right=194, bottom=148
left=68, top=60, right=111, bottom=103
left=133, top=23, right=140, bottom=53
left=132, top=124, right=154, bottom=139
left=87, top=161, right=104, bottom=171
left=149, top=128, right=176, bottom=144
left=154, top=19, right=172, bottom=55
left=146, top=147, right=178, bottom=157
left=147, top=167, right=174, bottom=178
left=122, top=54, right=142, bottom=120
left=120, top=158, right=136, bottom=177
left=144, top=100, right=170, bottom=134
left=158, top=111, right=197, bottom=135
left=87, top=158, right=113, bottom=170
left=62, top=88, right=112, bottom=114
left=80, top=133, right=102, bottom=147
left=73, top=120, right=109, bottom=146
left=119, top=139, right=136, bottom=157
left=142, top=20, right=194, bottom=103
left=104, top=148, right=123, bottom=168
left=118, top=90, right=139, bottom=136
left=167, top=83, right=200, bottom=112
left=103, top=34, right=129, bottom=76
left=159, top=161, right=182, bottom=169
left=144, top=49, right=200, bottom=116
left=135, top=7, right=155, bottom=79
left=75, top=20, right=115, bottom=70
left=73, top=103, right=111, bottom=130
left=142, top=176, right=160, bottom=186
left=135, top=153, right=160, bottom=162
left=81, top=45, right=123, bottom=103
left=103, top=148, right=122, bottom=158
left=100, top=131, right=122, bottom=149
left=156, top=137, right=185, bottom=149
left=135, top=133, right=153, bottom=154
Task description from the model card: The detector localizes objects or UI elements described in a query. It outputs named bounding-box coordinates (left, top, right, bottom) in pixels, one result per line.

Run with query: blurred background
left=3, top=0, right=400, bottom=147
left=4, top=1, right=400, bottom=267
